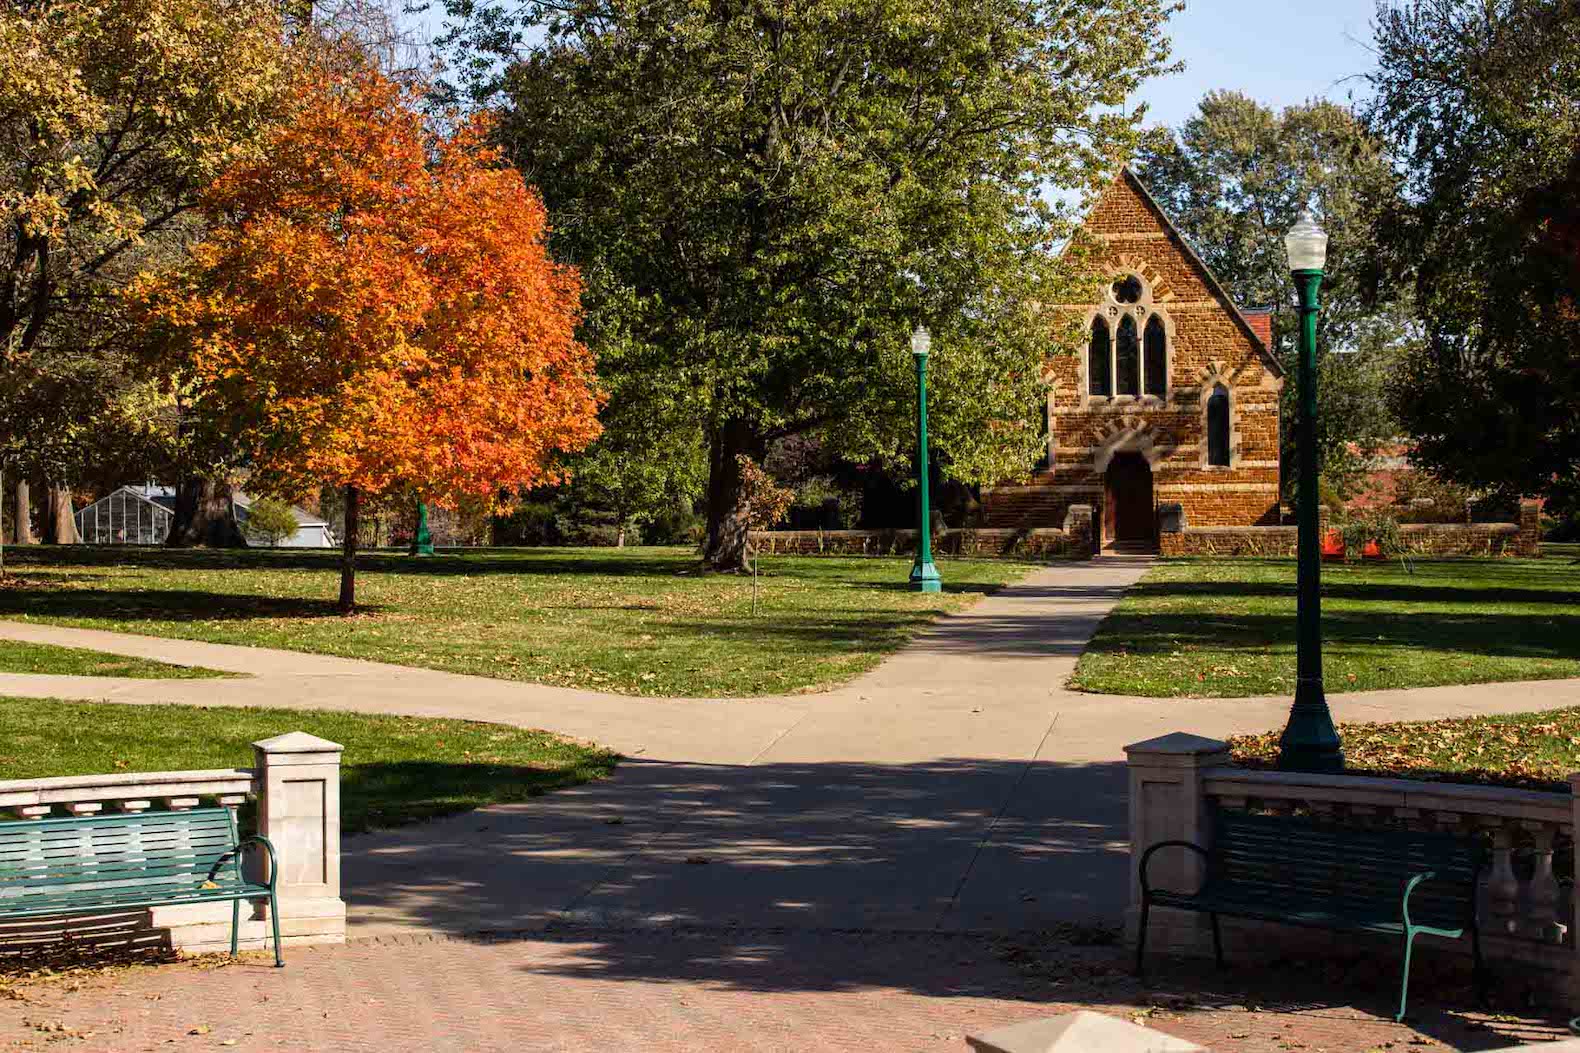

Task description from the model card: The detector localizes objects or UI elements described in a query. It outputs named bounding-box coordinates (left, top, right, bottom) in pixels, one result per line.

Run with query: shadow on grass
left=1126, top=576, right=1577, bottom=609
left=342, top=757, right=618, bottom=835
left=1088, top=610, right=1580, bottom=663
left=0, top=587, right=364, bottom=623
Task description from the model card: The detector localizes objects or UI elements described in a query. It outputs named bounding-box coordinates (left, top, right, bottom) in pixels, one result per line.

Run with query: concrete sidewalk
left=2, top=559, right=1578, bottom=942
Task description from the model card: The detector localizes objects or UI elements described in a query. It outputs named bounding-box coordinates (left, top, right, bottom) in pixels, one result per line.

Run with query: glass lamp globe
left=1284, top=211, right=1329, bottom=272
left=910, top=326, right=932, bottom=357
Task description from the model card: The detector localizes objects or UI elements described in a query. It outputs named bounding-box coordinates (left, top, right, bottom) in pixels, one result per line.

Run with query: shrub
left=1392, top=473, right=1471, bottom=523
left=1340, top=508, right=1406, bottom=558
left=244, top=498, right=301, bottom=547
left=494, top=500, right=563, bottom=546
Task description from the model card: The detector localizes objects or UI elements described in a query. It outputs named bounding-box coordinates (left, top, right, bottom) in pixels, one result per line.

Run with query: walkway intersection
left=1, top=558, right=1578, bottom=1050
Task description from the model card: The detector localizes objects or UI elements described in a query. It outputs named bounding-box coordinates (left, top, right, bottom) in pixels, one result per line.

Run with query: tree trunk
left=11, top=477, right=32, bottom=545
left=338, top=484, right=359, bottom=614
left=40, top=484, right=78, bottom=544
left=702, top=421, right=759, bottom=571
left=167, top=478, right=248, bottom=547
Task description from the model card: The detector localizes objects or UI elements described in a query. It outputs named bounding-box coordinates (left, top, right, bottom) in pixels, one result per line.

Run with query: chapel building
left=981, top=167, right=1284, bottom=549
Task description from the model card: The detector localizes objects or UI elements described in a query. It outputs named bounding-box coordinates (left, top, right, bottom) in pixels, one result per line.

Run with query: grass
left=1072, top=556, right=1580, bottom=697
left=1230, top=707, right=1580, bottom=793
left=0, top=639, right=229, bottom=679
left=0, top=697, right=617, bottom=833
left=0, top=546, right=1034, bottom=697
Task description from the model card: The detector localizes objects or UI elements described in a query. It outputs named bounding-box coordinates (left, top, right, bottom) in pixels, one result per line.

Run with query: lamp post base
left=1276, top=677, right=1344, bottom=773
left=909, top=560, right=942, bottom=593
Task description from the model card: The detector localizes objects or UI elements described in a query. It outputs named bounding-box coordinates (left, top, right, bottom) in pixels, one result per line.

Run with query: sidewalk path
left=2, top=560, right=1578, bottom=941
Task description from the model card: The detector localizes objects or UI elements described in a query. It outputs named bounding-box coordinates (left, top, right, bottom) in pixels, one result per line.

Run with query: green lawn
left=1231, top=707, right=1580, bottom=793
left=0, top=638, right=229, bottom=679
left=0, top=697, right=617, bottom=833
left=0, top=546, right=1033, bottom=697
left=1073, top=556, right=1580, bottom=697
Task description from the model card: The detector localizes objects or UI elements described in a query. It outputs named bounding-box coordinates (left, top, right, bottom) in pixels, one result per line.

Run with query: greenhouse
left=74, top=486, right=175, bottom=545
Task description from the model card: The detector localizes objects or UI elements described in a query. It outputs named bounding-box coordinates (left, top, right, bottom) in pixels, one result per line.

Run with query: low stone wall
left=1127, top=734, right=1578, bottom=1006
left=0, top=732, right=346, bottom=955
left=751, top=505, right=1097, bottom=560
left=1159, top=498, right=1542, bottom=558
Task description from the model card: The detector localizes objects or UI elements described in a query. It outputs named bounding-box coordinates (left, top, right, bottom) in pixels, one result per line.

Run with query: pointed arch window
left=1206, top=384, right=1231, bottom=467
left=1088, top=317, right=1112, bottom=396
left=1144, top=315, right=1167, bottom=398
left=1115, top=316, right=1140, bottom=397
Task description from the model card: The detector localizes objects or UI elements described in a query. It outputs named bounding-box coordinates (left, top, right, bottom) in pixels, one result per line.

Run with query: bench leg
left=230, top=899, right=240, bottom=957
left=1134, top=897, right=1151, bottom=978
left=1471, top=920, right=1488, bottom=1007
left=1396, top=928, right=1416, bottom=1023
left=268, top=891, right=283, bottom=968
left=1210, top=913, right=1224, bottom=970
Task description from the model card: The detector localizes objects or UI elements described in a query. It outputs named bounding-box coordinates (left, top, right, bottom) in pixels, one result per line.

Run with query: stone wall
left=751, top=506, right=1096, bottom=559
left=1158, top=500, right=1542, bottom=558
left=1126, top=734, right=1579, bottom=1006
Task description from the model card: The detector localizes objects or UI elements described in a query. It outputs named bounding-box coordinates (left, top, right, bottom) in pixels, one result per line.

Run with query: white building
left=73, top=486, right=336, bottom=548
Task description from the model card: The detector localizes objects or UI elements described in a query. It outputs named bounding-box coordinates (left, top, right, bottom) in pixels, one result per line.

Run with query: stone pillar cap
left=1124, top=731, right=1228, bottom=757
left=967, top=1010, right=1206, bottom=1053
left=253, top=731, right=345, bottom=754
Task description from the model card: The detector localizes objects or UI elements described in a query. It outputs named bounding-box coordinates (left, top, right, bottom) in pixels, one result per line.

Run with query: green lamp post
left=412, top=499, right=435, bottom=557
left=1276, top=210, right=1343, bottom=773
left=909, top=325, right=942, bottom=593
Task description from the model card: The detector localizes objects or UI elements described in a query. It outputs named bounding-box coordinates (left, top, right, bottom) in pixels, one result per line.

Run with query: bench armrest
left=237, top=835, right=280, bottom=890
left=1400, top=870, right=1438, bottom=929
left=1140, top=840, right=1210, bottom=898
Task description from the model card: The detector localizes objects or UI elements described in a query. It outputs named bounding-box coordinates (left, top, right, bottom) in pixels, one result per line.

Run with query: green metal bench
left=1137, top=809, right=1484, bottom=1021
left=0, top=807, right=282, bottom=967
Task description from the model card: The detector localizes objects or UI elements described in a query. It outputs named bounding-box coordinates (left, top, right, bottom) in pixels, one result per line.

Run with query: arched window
left=1144, top=315, right=1167, bottom=398
left=1089, top=317, right=1112, bottom=396
left=1206, top=385, right=1231, bottom=467
left=1115, top=316, right=1140, bottom=397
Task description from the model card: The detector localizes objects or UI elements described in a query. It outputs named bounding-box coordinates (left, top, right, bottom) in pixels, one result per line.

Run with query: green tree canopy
left=1135, top=90, right=1410, bottom=494
left=1366, top=0, right=1580, bottom=496
left=497, top=0, right=1179, bottom=567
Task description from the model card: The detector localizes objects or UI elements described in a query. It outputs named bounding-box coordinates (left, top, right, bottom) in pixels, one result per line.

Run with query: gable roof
left=1104, top=166, right=1285, bottom=379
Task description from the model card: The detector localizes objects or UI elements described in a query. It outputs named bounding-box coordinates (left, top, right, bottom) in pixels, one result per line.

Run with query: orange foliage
left=136, top=67, right=601, bottom=509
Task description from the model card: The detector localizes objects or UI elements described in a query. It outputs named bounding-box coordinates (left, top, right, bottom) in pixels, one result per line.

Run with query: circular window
left=1112, top=275, right=1144, bottom=304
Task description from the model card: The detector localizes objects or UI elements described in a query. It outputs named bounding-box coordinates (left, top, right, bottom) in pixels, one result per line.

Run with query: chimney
left=1243, top=308, right=1274, bottom=349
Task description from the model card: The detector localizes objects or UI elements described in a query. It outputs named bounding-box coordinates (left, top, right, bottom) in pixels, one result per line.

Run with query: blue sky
left=407, top=0, right=1383, bottom=133
left=1134, top=0, right=1381, bottom=129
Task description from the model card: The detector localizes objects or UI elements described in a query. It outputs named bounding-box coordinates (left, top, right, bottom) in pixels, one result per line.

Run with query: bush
left=1340, top=508, right=1406, bottom=558
left=494, top=501, right=563, bottom=546
left=643, top=502, right=704, bottom=545
left=1391, top=473, right=1472, bottom=523
left=244, top=498, right=301, bottom=547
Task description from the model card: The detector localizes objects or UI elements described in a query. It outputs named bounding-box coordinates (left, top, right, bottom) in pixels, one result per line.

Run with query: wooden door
left=1105, top=453, right=1155, bottom=543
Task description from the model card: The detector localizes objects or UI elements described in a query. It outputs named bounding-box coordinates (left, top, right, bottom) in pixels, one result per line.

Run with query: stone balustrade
left=0, top=731, right=346, bottom=953
left=1127, top=733, right=1578, bottom=1004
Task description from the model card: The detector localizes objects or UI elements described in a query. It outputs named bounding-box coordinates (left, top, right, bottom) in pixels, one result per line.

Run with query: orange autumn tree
left=136, top=67, right=601, bottom=611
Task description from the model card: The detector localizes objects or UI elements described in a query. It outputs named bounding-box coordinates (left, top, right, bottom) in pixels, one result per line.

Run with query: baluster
left=163, top=796, right=199, bottom=811
left=18, top=805, right=51, bottom=818
left=118, top=799, right=152, bottom=814
left=1217, top=795, right=1247, bottom=814
left=1484, top=820, right=1520, bottom=935
left=1523, top=821, right=1565, bottom=944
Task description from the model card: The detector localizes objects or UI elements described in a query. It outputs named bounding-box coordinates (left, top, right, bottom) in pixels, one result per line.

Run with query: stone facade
left=984, top=169, right=1284, bottom=547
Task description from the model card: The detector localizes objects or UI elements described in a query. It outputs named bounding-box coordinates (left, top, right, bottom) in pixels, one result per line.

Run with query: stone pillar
left=252, top=732, right=347, bottom=946
left=1063, top=503, right=1095, bottom=558
left=1124, top=733, right=1228, bottom=955
left=1518, top=498, right=1543, bottom=558
left=152, top=732, right=347, bottom=952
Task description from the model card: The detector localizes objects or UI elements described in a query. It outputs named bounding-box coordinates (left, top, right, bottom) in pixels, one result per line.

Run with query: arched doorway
left=1104, top=452, right=1156, bottom=548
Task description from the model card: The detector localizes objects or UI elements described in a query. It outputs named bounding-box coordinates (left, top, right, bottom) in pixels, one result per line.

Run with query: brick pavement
left=0, top=928, right=1567, bottom=1052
